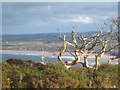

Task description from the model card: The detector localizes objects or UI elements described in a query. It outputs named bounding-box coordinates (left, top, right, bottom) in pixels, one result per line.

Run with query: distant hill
left=2, top=31, right=100, bottom=43
left=2, top=31, right=118, bottom=43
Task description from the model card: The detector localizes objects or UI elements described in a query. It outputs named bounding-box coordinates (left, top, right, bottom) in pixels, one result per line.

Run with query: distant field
left=2, top=41, right=62, bottom=52
left=2, top=32, right=118, bottom=55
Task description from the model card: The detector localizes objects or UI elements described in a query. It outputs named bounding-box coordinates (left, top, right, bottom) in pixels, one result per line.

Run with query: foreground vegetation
left=2, top=58, right=119, bottom=88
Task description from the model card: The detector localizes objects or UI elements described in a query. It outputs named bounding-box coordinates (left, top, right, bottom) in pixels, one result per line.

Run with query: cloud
left=52, top=16, right=93, bottom=23
left=2, top=2, right=117, bottom=26
left=2, top=2, right=118, bottom=35
left=2, top=2, right=117, bottom=25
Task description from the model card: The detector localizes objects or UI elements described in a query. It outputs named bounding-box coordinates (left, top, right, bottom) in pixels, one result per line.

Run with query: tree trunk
left=94, top=56, right=100, bottom=69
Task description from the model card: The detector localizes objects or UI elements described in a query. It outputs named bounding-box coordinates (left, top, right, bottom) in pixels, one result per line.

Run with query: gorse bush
left=2, top=59, right=119, bottom=88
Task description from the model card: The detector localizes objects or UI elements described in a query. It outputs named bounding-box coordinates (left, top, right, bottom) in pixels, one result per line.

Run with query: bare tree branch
left=57, top=19, right=119, bottom=69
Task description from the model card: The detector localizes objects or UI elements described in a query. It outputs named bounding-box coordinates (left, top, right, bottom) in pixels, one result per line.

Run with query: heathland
left=2, top=58, right=119, bottom=88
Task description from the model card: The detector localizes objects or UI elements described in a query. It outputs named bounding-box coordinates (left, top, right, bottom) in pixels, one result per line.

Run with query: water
left=1, top=53, right=82, bottom=67
left=1, top=53, right=96, bottom=67
left=2, top=53, right=40, bottom=62
left=2, top=53, right=79, bottom=62
left=2, top=53, right=58, bottom=63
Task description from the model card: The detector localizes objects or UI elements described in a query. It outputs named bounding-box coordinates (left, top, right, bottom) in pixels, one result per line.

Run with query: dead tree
left=39, top=48, right=46, bottom=65
left=57, top=20, right=120, bottom=69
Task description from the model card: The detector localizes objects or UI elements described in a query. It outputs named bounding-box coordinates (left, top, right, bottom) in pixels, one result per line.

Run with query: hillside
left=2, top=31, right=118, bottom=55
left=2, top=31, right=101, bottom=43
left=2, top=58, right=119, bottom=88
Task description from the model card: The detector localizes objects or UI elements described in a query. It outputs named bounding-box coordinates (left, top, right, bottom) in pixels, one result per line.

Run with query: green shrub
left=2, top=59, right=119, bottom=88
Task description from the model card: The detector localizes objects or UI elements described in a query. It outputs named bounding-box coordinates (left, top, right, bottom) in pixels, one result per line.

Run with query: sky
left=2, top=2, right=118, bottom=35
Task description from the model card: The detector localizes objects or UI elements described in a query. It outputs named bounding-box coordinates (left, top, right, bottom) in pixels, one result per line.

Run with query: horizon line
left=2, top=31, right=102, bottom=36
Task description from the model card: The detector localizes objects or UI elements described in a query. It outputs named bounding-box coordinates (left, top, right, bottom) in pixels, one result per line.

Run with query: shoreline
left=1, top=49, right=119, bottom=65
left=0, top=49, right=116, bottom=57
left=1, top=50, right=53, bottom=56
